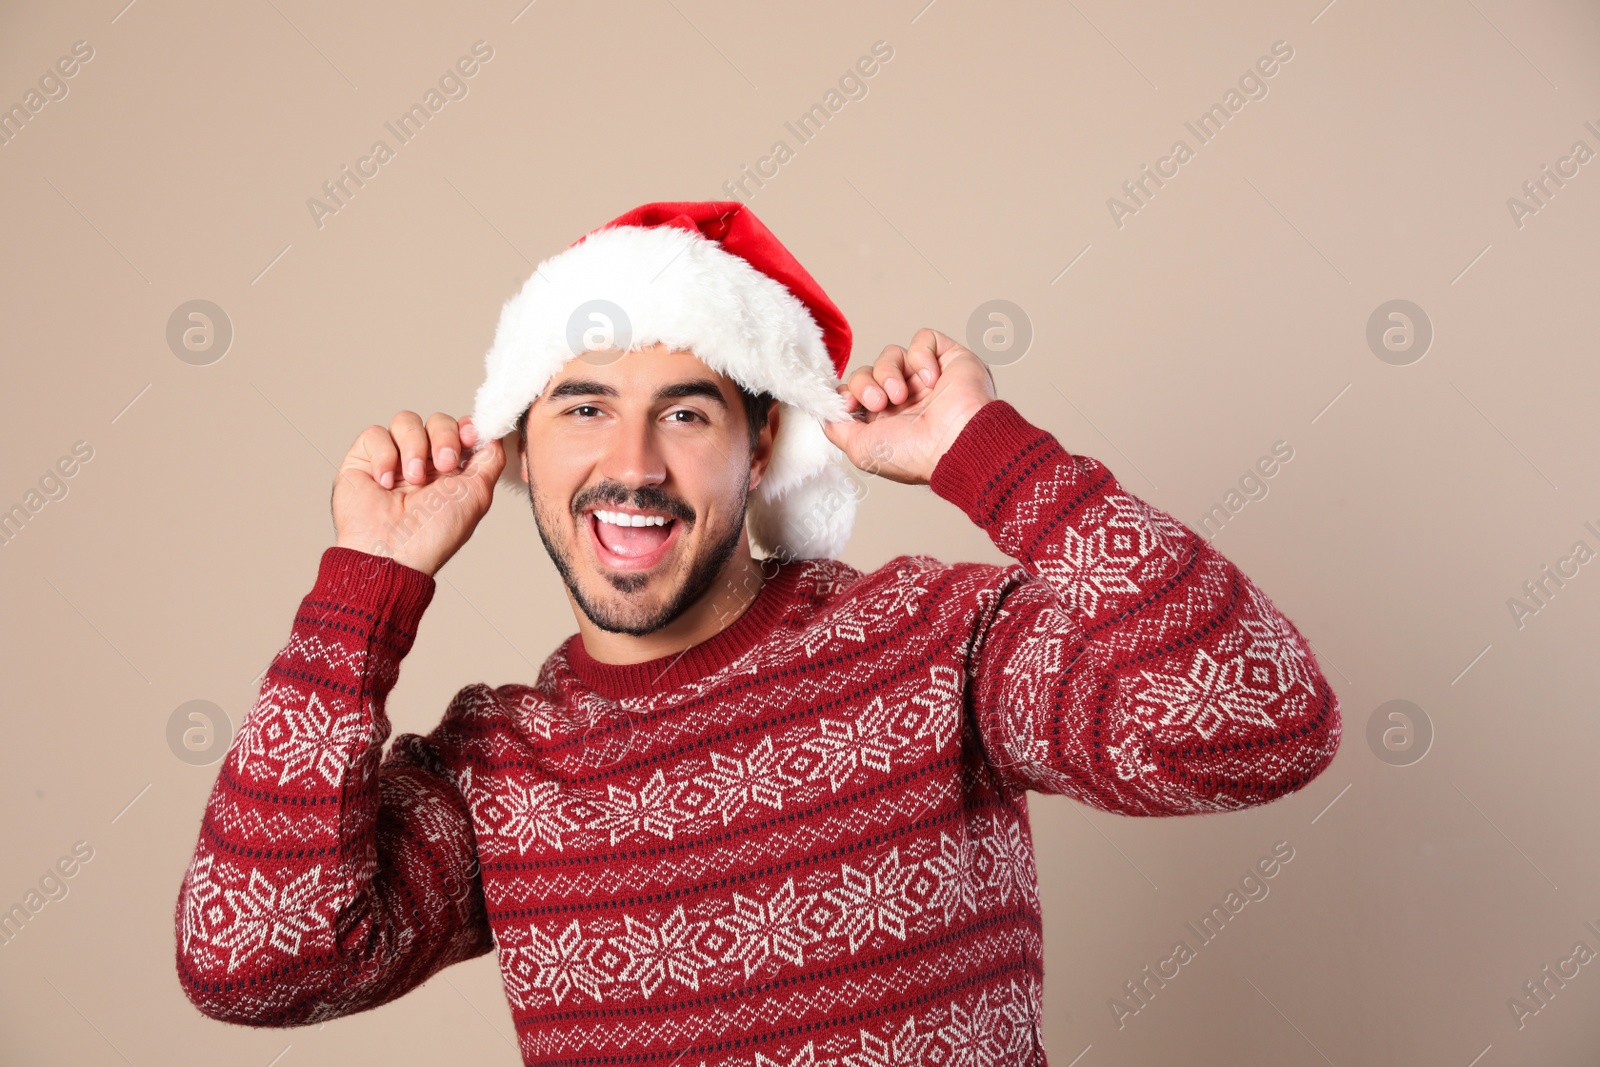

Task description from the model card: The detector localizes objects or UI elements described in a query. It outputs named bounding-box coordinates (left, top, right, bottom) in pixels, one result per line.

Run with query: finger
left=821, top=410, right=859, bottom=455
left=425, top=412, right=462, bottom=473
left=459, top=417, right=480, bottom=448
left=872, top=345, right=910, bottom=405
left=904, top=328, right=947, bottom=376
left=352, top=425, right=400, bottom=490
left=845, top=366, right=888, bottom=411
left=390, top=411, right=429, bottom=484
left=462, top=433, right=506, bottom=486
left=928, top=328, right=974, bottom=366
left=902, top=334, right=941, bottom=389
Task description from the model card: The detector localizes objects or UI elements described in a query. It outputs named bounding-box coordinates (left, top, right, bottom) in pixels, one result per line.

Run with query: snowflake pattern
left=256, top=691, right=366, bottom=788
left=1103, top=492, right=1169, bottom=558
left=1031, top=526, right=1142, bottom=618
left=1134, top=648, right=1280, bottom=741
left=586, top=768, right=692, bottom=845
left=179, top=852, right=223, bottom=956
left=696, top=735, right=801, bottom=825
left=715, top=878, right=820, bottom=978
left=210, top=867, right=333, bottom=973
left=1239, top=583, right=1317, bottom=696
left=803, top=697, right=911, bottom=791
left=977, top=815, right=1037, bottom=909
left=846, top=1019, right=929, bottom=1067
left=924, top=831, right=981, bottom=924
left=614, top=906, right=714, bottom=998
left=996, top=978, right=1042, bottom=1062
left=822, top=848, right=921, bottom=952
left=482, top=778, right=580, bottom=853
left=936, top=994, right=999, bottom=1067
left=507, top=920, right=606, bottom=1005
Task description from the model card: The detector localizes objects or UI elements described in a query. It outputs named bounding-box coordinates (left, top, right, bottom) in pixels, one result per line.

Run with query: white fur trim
left=747, top=425, right=861, bottom=561
left=472, top=223, right=854, bottom=558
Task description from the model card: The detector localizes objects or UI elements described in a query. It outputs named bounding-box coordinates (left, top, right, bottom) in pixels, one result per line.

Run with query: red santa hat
left=472, top=201, right=858, bottom=560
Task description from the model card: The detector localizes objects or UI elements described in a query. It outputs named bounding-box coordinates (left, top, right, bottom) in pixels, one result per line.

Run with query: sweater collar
left=561, top=561, right=805, bottom=700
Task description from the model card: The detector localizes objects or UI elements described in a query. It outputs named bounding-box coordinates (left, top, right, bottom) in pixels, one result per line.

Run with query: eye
left=665, top=409, right=707, bottom=424
left=568, top=404, right=603, bottom=419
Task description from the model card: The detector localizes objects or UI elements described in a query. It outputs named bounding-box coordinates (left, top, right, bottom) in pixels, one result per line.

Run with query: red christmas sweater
left=175, top=400, right=1341, bottom=1066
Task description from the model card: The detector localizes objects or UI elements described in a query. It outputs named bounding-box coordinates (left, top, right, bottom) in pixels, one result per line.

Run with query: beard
left=529, top=475, right=749, bottom=637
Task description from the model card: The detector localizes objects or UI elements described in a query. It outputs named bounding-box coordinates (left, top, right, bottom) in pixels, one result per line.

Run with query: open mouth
left=586, top=507, right=682, bottom=572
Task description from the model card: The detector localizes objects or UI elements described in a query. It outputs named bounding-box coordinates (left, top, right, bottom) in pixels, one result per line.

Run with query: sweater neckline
left=561, top=561, right=805, bottom=700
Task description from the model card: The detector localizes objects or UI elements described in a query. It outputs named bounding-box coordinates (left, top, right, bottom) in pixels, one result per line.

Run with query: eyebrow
left=544, top=377, right=729, bottom=408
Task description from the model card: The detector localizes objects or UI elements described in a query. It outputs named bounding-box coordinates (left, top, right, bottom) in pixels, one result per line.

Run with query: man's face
left=518, top=344, right=771, bottom=636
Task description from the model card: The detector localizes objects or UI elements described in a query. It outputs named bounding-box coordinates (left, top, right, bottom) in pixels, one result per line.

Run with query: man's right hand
left=332, top=411, right=506, bottom=576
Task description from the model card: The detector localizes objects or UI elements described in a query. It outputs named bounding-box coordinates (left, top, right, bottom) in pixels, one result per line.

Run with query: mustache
left=571, top=480, right=696, bottom=525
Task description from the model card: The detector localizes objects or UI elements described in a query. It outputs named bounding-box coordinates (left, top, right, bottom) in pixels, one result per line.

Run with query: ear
left=747, top=400, right=779, bottom=494
left=514, top=430, right=530, bottom=485
left=490, top=429, right=531, bottom=500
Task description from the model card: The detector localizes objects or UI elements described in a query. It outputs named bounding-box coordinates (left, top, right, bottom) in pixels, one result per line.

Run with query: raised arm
left=930, top=400, right=1341, bottom=814
left=176, top=411, right=506, bottom=1023
left=174, top=549, right=493, bottom=1023
left=822, top=329, right=1340, bottom=817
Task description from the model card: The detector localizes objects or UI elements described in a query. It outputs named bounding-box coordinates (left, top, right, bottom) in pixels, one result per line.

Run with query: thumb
left=821, top=414, right=860, bottom=457
left=462, top=435, right=507, bottom=490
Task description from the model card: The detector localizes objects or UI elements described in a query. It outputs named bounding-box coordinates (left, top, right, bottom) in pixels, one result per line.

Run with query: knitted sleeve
left=174, top=548, right=492, bottom=1025
left=929, top=401, right=1342, bottom=815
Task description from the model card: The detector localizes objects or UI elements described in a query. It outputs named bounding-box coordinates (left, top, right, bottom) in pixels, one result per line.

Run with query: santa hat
left=472, top=201, right=858, bottom=560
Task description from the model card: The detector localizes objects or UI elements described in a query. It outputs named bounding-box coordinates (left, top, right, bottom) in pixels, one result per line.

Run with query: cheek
left=667, top=440, right=750, bottom=512
left=526, top=435, right=597, bottom=498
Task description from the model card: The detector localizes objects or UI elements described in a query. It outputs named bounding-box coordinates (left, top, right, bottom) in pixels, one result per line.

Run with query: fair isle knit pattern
left=175, top=401, right=1341, bottom=1066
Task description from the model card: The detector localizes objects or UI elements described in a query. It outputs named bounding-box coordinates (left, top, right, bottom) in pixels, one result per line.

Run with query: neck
left=570, top=539, right=768, bottom=666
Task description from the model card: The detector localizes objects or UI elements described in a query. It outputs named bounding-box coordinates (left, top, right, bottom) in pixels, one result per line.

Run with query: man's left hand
left=822, top=328, right=997, bottom=485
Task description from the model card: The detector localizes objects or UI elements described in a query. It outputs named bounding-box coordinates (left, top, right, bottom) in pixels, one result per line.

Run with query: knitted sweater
left=175, top=401, right=1341, bottom=1066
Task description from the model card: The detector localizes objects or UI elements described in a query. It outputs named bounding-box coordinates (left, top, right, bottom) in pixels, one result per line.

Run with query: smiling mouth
left=586, top=507, right=681, bottom=572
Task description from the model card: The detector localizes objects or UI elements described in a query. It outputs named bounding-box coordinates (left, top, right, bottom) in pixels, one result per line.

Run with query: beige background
left=3, top=0, right=1600, bottom=1063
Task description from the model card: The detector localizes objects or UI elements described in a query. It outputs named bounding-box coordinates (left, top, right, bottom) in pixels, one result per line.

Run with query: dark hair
left=514, top=385, right=774, bottom=452
left=734, top=384, right=775, bottom=453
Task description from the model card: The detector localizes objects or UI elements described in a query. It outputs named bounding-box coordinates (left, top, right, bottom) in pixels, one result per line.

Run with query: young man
left=175, top=202, right=1341, bottom=1066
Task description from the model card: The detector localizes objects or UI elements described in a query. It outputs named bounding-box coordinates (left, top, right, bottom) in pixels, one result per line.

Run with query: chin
left=531, top=497, right=748, bottom=639
left=578, top=556, right=695, bottom=635
left=524, top=476, right=748, bottom=639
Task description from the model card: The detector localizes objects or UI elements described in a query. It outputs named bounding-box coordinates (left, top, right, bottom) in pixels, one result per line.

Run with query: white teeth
left=594, top=509, right=668, bottom=527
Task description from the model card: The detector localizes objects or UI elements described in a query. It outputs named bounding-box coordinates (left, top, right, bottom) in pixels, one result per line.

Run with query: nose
left=596, top=411, right=666, bottom=491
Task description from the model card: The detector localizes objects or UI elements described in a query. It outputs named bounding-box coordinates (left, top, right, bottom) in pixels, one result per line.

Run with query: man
left=175, top=201, right=1341, bottom=1066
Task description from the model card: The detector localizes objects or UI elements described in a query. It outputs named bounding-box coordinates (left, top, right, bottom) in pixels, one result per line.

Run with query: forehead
left=543, top=342, right=738, bottom=396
